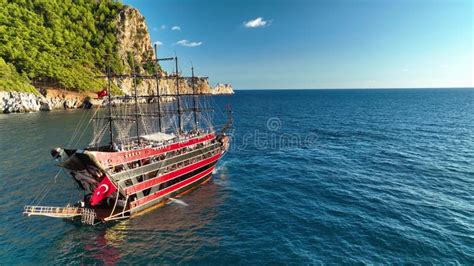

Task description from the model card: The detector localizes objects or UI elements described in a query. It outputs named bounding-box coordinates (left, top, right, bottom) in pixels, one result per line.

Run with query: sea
left=0, top=89, right=472, bottom=264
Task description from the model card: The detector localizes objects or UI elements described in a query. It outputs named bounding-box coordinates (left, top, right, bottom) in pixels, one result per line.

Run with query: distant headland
left=0, top=2, right=233, bottom=113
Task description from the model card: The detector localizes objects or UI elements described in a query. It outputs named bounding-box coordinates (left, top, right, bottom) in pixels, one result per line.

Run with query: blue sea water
left=0, top=89, right=473, bottom=264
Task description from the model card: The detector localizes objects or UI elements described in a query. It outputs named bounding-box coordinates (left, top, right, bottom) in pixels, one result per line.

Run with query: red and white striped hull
left=85, top=132, right=229, bottom=221
left=23, top=132, right=229, bottom=224
left=129, top=163, right=217, bottom=215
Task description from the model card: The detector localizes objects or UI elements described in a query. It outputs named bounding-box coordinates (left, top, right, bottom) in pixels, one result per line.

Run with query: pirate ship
left=23, top=46, right=232, bottom=225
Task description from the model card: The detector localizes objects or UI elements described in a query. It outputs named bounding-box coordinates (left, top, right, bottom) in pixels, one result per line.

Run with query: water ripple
left=0, top=89, right=473, bottom=263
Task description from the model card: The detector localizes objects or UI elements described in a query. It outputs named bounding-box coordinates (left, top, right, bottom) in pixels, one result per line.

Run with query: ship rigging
left=24, top=45, right=232, bottom=225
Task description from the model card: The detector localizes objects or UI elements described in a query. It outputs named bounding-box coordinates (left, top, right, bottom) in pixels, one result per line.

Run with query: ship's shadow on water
left=49, top=174, right=229, bottom=264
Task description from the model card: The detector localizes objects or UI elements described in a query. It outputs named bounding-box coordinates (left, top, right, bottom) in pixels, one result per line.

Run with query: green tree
left=0, top=0, right=130, bottom=93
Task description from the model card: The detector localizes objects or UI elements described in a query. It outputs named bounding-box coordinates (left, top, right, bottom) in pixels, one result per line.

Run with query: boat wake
left=167, top=198, right=189, bottom=207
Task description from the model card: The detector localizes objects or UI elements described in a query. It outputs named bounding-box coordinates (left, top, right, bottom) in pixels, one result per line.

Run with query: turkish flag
left=90, top=175, right=117, bottom=206
left=97, top=89, right=108, bottom=99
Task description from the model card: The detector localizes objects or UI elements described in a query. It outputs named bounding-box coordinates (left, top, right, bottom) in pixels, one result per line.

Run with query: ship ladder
left=81, top=208, right=97, bottom=225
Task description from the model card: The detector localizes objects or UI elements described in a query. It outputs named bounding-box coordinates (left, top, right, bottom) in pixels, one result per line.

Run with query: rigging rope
left=66, top=107, right=90, bottom=148
left=30, top=168, right=63, bottom=206
left=72, top=101, right=103, bottom=147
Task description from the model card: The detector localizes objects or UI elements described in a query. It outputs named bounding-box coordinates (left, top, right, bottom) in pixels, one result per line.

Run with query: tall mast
left=131, top=58, right=141, bottom=144
left=154, top=44, right=162, bottom=132
left=106, top=66, right=114, bottom=146
left=191, top=66, right=198, bottom=129
left=175, top=57, right=183, bottom=132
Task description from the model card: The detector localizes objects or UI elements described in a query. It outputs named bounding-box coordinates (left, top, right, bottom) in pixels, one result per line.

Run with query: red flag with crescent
left=90, top=175, right=117, bottom=206
left=97, top=89, right=108, bottom=99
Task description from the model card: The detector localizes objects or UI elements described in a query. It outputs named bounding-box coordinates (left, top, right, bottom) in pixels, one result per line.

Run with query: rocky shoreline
left=0, top=87, right=108, bottom=113
left=0, top=91, right=83, bottom=113
left=0, top=84, right=234, bottom=114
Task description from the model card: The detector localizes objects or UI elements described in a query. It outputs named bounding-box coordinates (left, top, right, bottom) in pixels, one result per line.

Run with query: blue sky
left=124, top=0, right=473, bottom=89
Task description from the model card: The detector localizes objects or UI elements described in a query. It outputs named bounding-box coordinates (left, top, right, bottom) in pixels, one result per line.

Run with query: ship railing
left=115, top=130, right=213, bottom=152
left=24, top=205, right=99, bottom=225
left=111, top=144, right=221, bottom=181
left=23, top=205, right=83, bottom=218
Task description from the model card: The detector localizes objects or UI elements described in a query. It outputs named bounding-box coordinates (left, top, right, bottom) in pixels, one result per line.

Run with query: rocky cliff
left=113, top=6, right=214, bottom=97
left=0, top=5, right=231, bottom=113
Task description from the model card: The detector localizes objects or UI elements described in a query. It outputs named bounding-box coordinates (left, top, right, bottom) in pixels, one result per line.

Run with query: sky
left=123, top=0, right=473, bottom=90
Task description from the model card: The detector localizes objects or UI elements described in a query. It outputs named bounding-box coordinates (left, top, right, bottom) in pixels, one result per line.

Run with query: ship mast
left=191, top=65, right=198, bottom=129
left=94, top=54, right=216, bottom=145
left=153, top=44, right=162, bottom=132
left=175, top=57, right=183, bottom=132
left=106, top=66, right=114, bottom=146
left=151, top=45, right=175, bottom=133
left=131, top=59, right=141, bottom=144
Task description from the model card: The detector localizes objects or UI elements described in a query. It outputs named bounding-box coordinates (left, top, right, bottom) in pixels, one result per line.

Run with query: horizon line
left=233, top=86, right=474, bottom=91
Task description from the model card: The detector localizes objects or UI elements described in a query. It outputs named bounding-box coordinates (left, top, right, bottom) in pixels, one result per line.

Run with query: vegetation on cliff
left=0, top=57, right=38, bottom=95
left=0, top=0, right=129, bottom=93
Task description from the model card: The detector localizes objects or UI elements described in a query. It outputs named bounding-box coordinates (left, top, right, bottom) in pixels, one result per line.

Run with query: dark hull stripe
left=130, top=165, right=215, bottom=209
left=124, top=153, right=221, bottom=195
left=129, top=172, right=213, bottom=216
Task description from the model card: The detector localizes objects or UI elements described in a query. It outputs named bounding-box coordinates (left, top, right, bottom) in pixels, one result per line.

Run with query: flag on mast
left=97, top=89, right=108, bottom=99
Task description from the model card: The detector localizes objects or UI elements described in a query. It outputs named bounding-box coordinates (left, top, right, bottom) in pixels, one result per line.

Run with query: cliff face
left=0, top=4, right=231, bottom=113
left=113, top=6, right=213, bottom=96
left=115, top=6, right=153, bottom=74
left=213, top=83, right=235, bottom=95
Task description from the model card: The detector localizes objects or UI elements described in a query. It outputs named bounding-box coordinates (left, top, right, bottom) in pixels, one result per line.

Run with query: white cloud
left=160, top=25, right=167, bottom=30
left=153, top=41, right=163, bottom=46
left=171, top=26, right=181, bottom=31
left=244, top=17, right=271, bottom=28
left=152, top=27, right=158, bottom=32
left=176, top=39, right=202, bottom=47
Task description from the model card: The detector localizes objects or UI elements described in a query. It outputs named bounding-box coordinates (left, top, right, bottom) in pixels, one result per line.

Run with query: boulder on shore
left=0, top=91, right=42, bottom=113
left=0, top=89, right=96, bottom=113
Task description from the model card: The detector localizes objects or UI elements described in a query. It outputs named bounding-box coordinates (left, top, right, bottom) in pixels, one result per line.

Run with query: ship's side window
left=143, top=188, right=151, bottom=196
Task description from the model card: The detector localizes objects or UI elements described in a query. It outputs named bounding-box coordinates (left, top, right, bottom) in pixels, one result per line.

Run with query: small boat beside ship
left=23, top=51, right=232, bottom=225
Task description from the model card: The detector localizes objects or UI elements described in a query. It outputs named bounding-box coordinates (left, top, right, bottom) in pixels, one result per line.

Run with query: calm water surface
left=0, top=89, right=473, bottom=264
